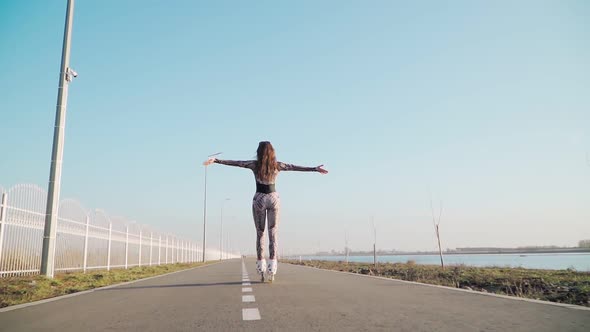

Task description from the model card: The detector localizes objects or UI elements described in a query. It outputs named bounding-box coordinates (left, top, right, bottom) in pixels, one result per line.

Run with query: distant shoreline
left=306, top=248, right=590, bottom=256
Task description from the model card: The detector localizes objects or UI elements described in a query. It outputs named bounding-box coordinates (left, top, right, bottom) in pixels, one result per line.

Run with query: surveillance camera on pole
left=66, top=67, right=78, bottom=82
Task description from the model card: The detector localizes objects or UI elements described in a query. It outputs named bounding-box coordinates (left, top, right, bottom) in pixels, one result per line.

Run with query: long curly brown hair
left=255, top=141, right=278, bottom=182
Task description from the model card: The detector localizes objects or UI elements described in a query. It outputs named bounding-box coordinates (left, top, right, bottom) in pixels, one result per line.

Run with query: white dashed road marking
left=241, top=259, right=261, bottom=321
left=242, top=308, right=261, bottom=321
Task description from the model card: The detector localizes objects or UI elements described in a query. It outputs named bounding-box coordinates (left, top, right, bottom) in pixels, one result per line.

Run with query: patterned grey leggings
left=252, top=192, right=280, bottom=260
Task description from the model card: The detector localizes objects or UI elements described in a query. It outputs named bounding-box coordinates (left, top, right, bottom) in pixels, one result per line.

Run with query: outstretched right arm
left=278, top=162, right=329, bottom=174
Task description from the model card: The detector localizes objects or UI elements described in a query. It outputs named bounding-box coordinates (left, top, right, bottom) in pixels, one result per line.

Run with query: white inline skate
left=256, top=259, right=267, bottom=282
left=266, top=259, right=278, bottom=283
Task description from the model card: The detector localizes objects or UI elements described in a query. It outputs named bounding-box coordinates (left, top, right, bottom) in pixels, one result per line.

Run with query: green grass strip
left=0, top=262, right=210, bottom=308
left=284, top=259, right=590, bottom=307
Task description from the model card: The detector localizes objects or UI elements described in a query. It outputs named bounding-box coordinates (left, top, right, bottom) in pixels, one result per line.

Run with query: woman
left=203, top=141, right=328, bottom=281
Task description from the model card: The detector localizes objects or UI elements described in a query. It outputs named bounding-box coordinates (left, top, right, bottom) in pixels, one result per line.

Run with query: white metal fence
left=0, top=184, right=235, bottom=277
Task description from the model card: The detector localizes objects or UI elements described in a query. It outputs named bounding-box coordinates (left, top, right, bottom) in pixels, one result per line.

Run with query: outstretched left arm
left=203, top=157, right=255, bottom=169
left=214, top=159, right=255, bottom=169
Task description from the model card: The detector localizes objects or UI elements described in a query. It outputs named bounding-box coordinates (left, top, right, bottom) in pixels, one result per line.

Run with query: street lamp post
left=220, top=198, right=230, bottom=260
left=226, top=232, right=231, bottom=259
left=202, top=152, right=221, bottom=262
left=202, top=165, right=207, bottom=262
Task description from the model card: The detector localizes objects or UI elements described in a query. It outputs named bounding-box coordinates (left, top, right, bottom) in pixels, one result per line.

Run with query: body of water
left=297, top=253, right=590, bottom=271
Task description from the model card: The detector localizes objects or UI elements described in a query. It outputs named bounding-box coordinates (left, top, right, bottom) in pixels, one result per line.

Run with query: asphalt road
left=1, top=258, right=588, bottom=331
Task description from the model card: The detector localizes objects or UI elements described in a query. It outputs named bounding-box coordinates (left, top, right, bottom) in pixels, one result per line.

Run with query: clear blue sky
left=1, top=0, right=589, bottom=254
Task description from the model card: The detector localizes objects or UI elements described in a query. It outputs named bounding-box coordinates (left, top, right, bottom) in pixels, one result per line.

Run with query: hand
left=203, top=157, right=216, bottom=166
left=316, top=165, right=328, bottom=174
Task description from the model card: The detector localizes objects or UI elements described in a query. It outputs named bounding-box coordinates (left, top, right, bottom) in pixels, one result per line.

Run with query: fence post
left=107, top=222, right=112, bottom=271
left=125, top=225, right=129, bottom=269
left=149, top=231, right=153, bottom=266
left=138, top=229, right=142, bottom=267
left=165, top=236, right=168, bottom=264
left=172, top=238, right=175, bottom=263
left=0, top=193, right=8, bottom=269
left=82, top=215, right=90, bottom=273
left=158, top=235, right=161, bottom=265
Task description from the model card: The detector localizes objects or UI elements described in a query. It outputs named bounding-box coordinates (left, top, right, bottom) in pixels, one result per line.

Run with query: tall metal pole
left=220, top=198, right=230, bottom=260
left=220, top=204, right=223, bottom=261
left=201, top=152, right=221, bottom=263
left=41, top=0, right=76, bottom=277
left=202, top=166, right=208, bottom=262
